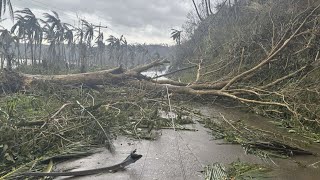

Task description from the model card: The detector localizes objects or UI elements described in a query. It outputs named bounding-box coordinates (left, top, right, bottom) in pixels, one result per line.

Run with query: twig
left=308, top=161, right=320, bottom=168
left=221, top=3, right=320, bottom=90
left=238, top=47, right=245, bottom=73
left=86, top=93, right=95, bottom=106
left=261, top=65, right=308, bottom=89
left=76, top=101, right=114, bottom=151
left=219, top=113, right=241, bottom=134
left=50, top=103, right=73, bottom=119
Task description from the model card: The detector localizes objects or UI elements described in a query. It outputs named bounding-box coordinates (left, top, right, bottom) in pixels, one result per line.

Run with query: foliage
left=202, top=116, right=314, bottom=160
left=170, top=29, right=182, bottom=45
left=0, top=77, right=195, bottom=178
left=205, top=161, right=270, bottom=180
left=227, top=161, right=270, bottom=180
left=173, top=0, right=320, bottom=131
left=1, top=7, right=170, bottom=72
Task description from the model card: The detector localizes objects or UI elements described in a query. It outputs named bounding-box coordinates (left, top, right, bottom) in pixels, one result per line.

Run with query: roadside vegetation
left=0, top=0, right=320, bottom=179
left=172, top=0, right=320, bottom=135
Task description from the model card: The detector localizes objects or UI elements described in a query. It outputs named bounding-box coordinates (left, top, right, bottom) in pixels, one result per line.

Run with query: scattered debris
left=202, top=113, right=314, bottom=159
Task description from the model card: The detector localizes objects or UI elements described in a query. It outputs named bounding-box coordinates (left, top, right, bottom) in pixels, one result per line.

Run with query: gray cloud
left=9, top=0, right=193, bottom=44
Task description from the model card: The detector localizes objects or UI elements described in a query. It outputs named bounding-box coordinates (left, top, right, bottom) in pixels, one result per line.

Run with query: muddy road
left=53, top=104, right=320, bottom=180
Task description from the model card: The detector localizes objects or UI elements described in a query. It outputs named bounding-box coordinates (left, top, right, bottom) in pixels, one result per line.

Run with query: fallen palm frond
left=205, top=163, right=228, bottom=180
left=227, top=161, right=271, bottom=180
left=202, top=113, right=314, bottom=160
left=0, top=82, right=195, bottom=178
left=205, top=161, right=270, bottom=180
left=245, top=141, right=314, bottom=156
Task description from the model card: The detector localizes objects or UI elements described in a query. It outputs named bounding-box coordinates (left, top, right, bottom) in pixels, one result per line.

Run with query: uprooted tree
left=1, top=2, right=320, bottom=130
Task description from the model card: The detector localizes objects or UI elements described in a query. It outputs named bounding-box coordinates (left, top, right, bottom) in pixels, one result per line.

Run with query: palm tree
left=41, top=19, right=55, bottom=65
left=95, top=32, right=105, bottom=66
left=12, top=8, right=43, bottom=65
left=63, top=24, right=74, bottom=69
left=73, top=25, right=84, bottom=67
left=82, top=20, right=94, bottom=46
left=43, top=11, right=65, bottom=63
left=171, top=29, right=182, bottom=45
left=11, top=13, right=27, bottom=63
left=0, top=0, right=13, bottom=21
left=107, top=35, right=128, bottom=66
left=120, top=35, right=128, bottom=67
left=107, top=35, right=121, bottom=66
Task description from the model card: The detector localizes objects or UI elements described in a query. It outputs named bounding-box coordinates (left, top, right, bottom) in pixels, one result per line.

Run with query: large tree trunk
left=0, top=56, right=317, bottom=126
left=5, top=59, right=169, bottom=88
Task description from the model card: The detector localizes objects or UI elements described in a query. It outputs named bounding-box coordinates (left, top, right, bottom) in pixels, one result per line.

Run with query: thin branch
left=221, top=4, right=320, bottom=90
left=261, top=66, right=309, bottom=89
left=238, top=47, right=245, bottom=73
left=76, top=101, right=114, bottom=152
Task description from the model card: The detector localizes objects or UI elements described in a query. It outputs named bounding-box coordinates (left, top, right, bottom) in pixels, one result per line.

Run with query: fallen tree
left=0, top=57, right=318, bottom=129
left=1, top=2, right=320, bottom=130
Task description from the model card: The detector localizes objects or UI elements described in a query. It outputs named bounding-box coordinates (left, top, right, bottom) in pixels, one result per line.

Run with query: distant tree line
left=0, top=4, right=170, bottom=72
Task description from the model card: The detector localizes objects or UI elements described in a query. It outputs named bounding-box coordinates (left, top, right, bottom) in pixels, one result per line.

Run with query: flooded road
left=53, top=104, right=320, bottom=180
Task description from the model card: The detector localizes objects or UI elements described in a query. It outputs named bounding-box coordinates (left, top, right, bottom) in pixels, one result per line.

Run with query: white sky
left=1, top=0, right=195, bottom=45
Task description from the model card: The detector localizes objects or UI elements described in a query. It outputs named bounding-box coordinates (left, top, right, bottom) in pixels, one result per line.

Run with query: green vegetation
left=172, top=0, right=320, bottom=133
left=0, top=8, right=170, bottom=73
left=205, top=161, right=270, bottom=180
left=0, top=67, right=204, bottom=178
left=0, top=81, right=194, bottom=178
left=202, top=115, right=314, bottom=159
left=1, top=0, right=320, bottom=179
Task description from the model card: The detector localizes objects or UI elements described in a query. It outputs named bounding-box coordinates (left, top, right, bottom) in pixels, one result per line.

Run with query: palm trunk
left=30, top=41, right=34, bottom=65
left=6, top=54, right=12, bottom=70
left=58, top=43, right=61, bottom=62
left=0, top=54, right=4, bottom=69
left=17, top=44, right=21, bottom=66
left=39, top=42, right=42, bottom=64
left=34, top=41, right=37, bottom=65
left=24, top=40, right=28, bottom=64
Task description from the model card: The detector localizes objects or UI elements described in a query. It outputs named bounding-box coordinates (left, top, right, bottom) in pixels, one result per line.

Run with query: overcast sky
left=1, top=0, right=194, bottom=45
